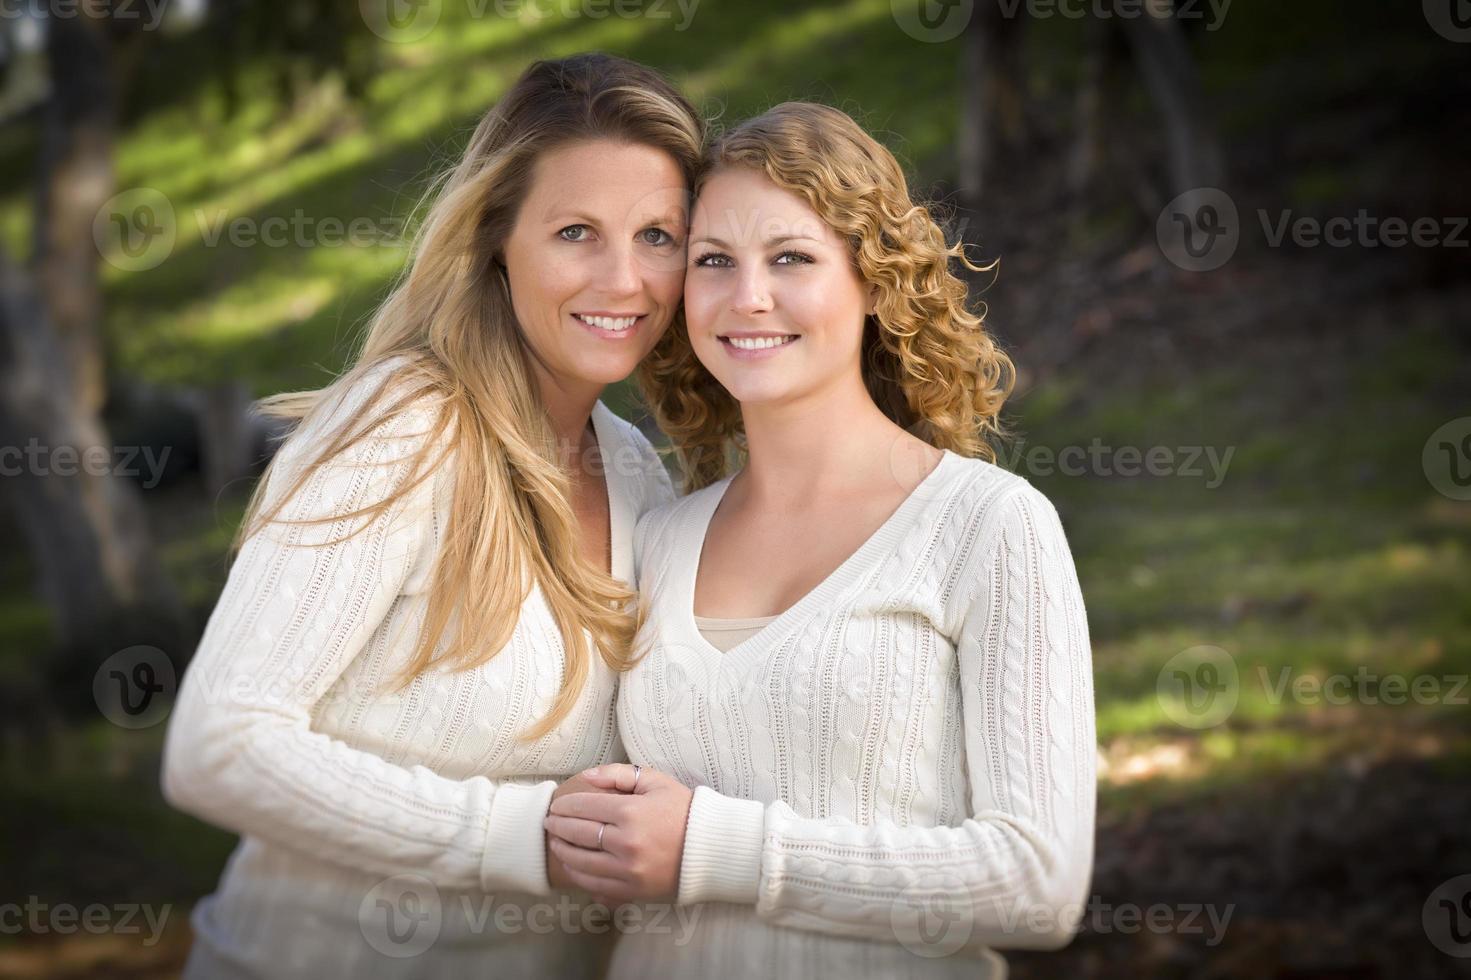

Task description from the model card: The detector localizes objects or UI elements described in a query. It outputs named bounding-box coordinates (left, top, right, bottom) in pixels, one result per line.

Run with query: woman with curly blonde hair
left=545, top=102, right=1098, bottom=978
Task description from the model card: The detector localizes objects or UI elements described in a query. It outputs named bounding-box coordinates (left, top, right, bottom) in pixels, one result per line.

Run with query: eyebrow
left=693, top=234, right=821, bottom=249
left=545, top=211, right=687, bottom=227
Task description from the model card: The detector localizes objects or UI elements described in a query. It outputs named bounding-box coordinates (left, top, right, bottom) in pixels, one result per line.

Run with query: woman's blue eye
left=640, top=228, right=675, bottom=247
left=775, top=251, right=813, bottom=265
left=559, top=225, right=590, bottom=242
left=694, top=252, right=732, bottom=268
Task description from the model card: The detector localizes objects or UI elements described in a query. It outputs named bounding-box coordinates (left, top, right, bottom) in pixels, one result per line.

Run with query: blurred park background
left=0, top=0, right=1468, bottom=977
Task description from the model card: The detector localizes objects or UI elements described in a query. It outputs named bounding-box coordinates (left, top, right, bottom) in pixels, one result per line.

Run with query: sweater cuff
left=677, top=785, right=764, bottom=906
left=482, top=779, right=557, bottom=895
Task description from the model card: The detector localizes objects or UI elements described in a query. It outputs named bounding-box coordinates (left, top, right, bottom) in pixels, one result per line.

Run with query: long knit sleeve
left=674, top=481, right=1097, bottom=952
left=160, top=386, right=558, bottom=896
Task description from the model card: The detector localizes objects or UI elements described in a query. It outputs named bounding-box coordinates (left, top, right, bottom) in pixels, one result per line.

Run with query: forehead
left=524, top=139, right=688, bottom=222
left=691, top=167, right=837, bottom=245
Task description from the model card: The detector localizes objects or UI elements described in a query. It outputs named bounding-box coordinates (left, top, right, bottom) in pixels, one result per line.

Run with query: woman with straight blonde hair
left=544, top=102, right=1097, bottom=979
left=160, top=52, right=704, bottom=978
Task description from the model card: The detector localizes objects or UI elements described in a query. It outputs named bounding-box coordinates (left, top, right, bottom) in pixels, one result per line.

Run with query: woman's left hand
left=543, top=764, right=693, bottom=905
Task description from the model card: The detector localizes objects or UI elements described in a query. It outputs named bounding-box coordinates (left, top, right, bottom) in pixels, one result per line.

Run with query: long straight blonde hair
left=232, top=54, right=704, bottom=740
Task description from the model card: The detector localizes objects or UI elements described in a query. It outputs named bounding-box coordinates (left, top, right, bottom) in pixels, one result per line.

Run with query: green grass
left=993, top=315, right=1471, bottom=808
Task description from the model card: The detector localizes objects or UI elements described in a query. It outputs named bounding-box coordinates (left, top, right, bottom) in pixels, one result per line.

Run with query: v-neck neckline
left=680, top=449, right=959, bottom=658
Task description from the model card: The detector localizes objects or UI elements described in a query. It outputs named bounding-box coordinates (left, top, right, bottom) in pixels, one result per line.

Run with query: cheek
left=646, top=266, right=686, bottom=326
left=683, top=276, right=722, bottom=332
left=787, top=274, right=866, bottom=343
left=513, top=257, right=585, bottom=340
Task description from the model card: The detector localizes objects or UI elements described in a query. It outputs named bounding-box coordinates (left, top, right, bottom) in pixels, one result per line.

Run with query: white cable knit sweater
left=160, top=357, right=674, bottom=979
left=613, top=450, right=1097, bottom=979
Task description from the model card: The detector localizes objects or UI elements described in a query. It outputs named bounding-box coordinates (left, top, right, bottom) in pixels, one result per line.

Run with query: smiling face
left=684, top=166, right=876, bottom=406
left=502, top=139, right=688, bottom=391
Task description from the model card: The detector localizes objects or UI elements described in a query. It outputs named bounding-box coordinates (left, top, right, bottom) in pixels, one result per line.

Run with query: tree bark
left=0, top=245, right=181, bottom=664
left=34, top=10, right=115, bottom=417
left=958, top=2, right=1029, bottom=207
left=1119, top=0, right=1225, bottom=195
left=0, top=5, right=183, bottom=697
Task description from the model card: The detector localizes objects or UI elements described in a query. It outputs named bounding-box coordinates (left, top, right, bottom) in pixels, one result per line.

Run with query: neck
left=736, top=371, right=901, bottom=505
left=531, top=362, right=601, bottom=470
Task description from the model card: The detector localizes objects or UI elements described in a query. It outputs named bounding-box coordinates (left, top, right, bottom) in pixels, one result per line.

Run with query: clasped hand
left=544, top=764, right=693, bottom=906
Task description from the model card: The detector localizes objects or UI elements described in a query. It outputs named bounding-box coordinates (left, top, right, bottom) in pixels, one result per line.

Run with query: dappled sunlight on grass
left=1097, top=712, right=1467, bottom=813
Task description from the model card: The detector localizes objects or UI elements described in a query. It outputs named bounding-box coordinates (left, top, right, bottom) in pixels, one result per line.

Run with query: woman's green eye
left=641, top=228, right=675, bottom=246
left=559, top=225, right=590, bottom=242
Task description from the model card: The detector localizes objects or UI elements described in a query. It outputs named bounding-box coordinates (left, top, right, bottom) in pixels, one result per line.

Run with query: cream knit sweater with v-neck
left=160, top=356, right=674, bottom=979
left=614, top=451, right=1097, bottom=979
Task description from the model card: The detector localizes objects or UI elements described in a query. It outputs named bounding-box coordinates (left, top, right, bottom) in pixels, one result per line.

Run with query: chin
left=570, top=351, right=646, bottom=386
left=713, top=373, right=800, bottom=406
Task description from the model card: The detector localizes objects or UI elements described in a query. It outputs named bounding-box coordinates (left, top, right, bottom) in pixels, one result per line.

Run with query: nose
left=601, top=242, right=642, bottom=298
left=731, top=266, right=773, bottom=317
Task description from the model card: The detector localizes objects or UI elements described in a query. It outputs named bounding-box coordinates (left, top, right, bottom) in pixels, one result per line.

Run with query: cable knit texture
left=160, top=356, right=674, bottom=979
left=614, top=451, right=1096, bottom=980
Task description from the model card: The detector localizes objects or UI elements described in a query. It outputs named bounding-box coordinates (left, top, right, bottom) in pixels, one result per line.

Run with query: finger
left=581, top=763, right=649, bottom=794
left=544, top=814, right=624, bottom=854
left=548, top=836, right=630, bottom=880
left=548, top=791, right=630, bottom=822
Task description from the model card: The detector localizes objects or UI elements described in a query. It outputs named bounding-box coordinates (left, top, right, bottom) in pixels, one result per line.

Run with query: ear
left=864, top=282, right=879, bottom=316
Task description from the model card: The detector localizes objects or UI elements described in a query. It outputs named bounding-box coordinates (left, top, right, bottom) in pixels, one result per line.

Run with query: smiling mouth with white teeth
left=720, top=333, right=800, bottom=350
left=574, top=313, right=642, bottom=333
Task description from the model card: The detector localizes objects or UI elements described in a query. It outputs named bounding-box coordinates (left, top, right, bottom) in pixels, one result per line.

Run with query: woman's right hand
left=546, top=770, right=622, bottom=891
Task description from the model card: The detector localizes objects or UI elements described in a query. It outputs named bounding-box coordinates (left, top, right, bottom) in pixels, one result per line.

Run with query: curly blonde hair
left=638, top=101, right=1015, bottom=492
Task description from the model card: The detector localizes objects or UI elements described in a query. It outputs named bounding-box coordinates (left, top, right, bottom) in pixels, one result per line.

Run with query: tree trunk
left=0, top=245, right=182, bottom=667
left=958, top=3, right=1029, bottom=208
left=1119, top=0, right=1225, bottom=195
left=34, top=11, right=115, bottom=417
left=0, top=5, right=184, bottom=702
